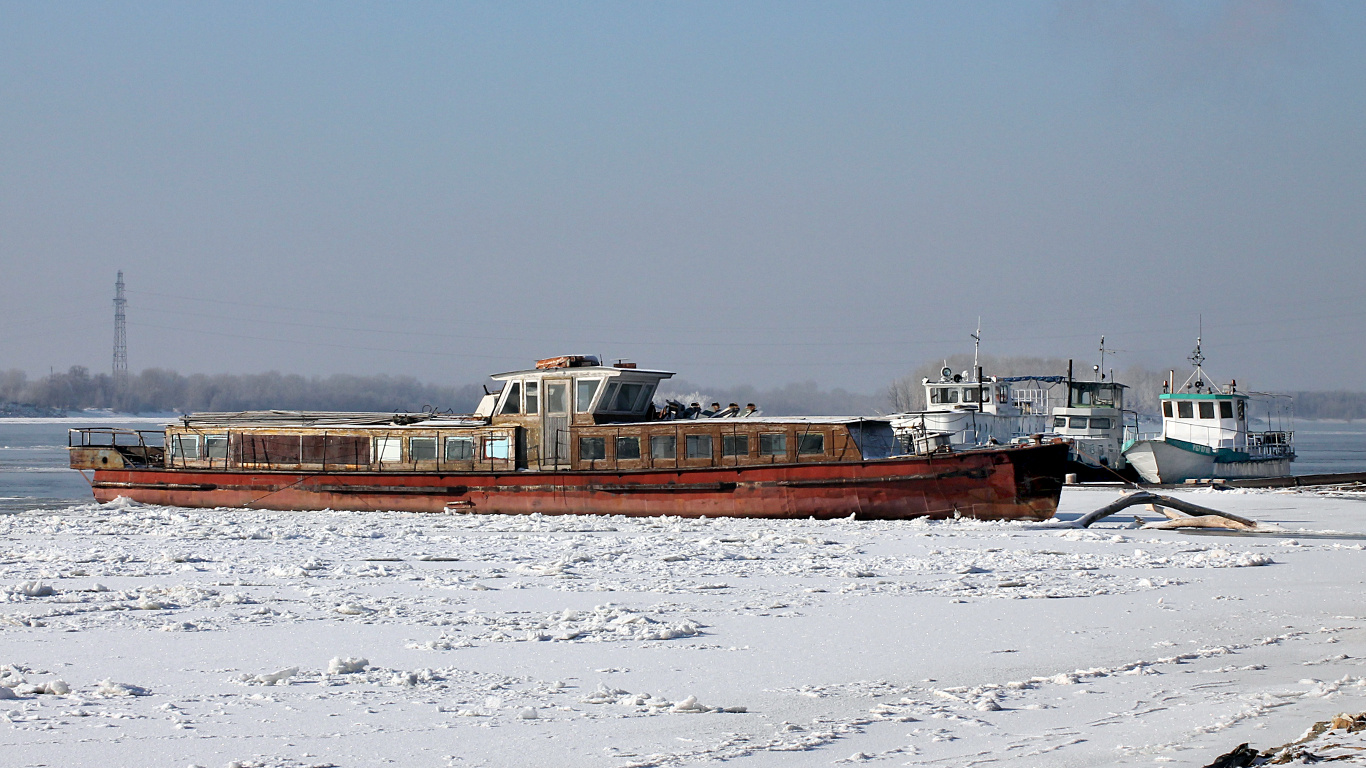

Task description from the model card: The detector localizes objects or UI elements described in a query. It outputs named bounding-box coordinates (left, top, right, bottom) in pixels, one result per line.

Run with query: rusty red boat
left=69, top=356, right=1068, bottom=520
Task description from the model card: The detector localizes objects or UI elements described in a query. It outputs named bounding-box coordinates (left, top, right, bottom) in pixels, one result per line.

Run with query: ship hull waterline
left=84, top=442, right=1068, bottom=521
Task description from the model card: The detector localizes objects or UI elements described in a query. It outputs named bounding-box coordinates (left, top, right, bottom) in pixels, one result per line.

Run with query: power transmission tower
left=113, top=271, right=128, bottom=391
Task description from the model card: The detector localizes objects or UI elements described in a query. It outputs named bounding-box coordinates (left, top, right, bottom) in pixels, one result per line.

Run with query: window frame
left=204, top=434, right=228, bottom=461
left=650, top=434, right=676, bottom=460
left=615, top=436, right=641, bottom=460
left=170, top=433, right=200, bottom=461
left=409, top=436, right=437, bottom=462
left=524, top=380, right=539, bottom=415
left=721, top=433, right=748, bottom=458
left=444, top=435, right=475, bottom=461
left=579, top=436, right=606, bottom=461
left=797, top=432, right=825, bottom=455
left=483, top=434, right=511, bottom=460
left=685, top=434, right=713, bottom=459
left=759, top=432, right=787, bottom=457
left=499, top=382, right=522, bottom=415
left=575, top=378, right=602, bottom=413
left=374, top=436, right=402, bottom=463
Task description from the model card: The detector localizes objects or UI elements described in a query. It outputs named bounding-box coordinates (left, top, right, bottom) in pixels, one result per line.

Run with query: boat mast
left=1178, top=316, right=1224, bottom=394
left=971, top=318, right=980, bottom=383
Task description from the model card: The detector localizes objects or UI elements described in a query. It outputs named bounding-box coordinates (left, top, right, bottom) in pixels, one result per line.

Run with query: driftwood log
left=1075, top=490, right=1264, bottom=530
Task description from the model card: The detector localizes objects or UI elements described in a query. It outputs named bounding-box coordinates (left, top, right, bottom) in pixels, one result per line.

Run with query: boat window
left=233, top=434, right=302, bottom=464
left=410, top=437, right=437, bottom=461
left=722, top=434, right=748, bottom=457
left=997, top=386, right=1009, bottom=404
left=1090, top=417, right=1112, bottom=430
left=1163, top=401, right=1173, bottom=417
left=638, top=384, right=657, bottom=412
left=798, top=433, right=825, bottom=455
left=575, top=379, right=600, bottom=413
left=685, top=434, right=712, bottom=459
left=930, top=388, right=959, bottom=405
left=545, top=381, right=568, bottom=415
left=579, top=436, right=606, bottom=461
left=1237, top=400, right=1246, bottom=420
left=204, top=435, right=227, bottom=460
left=524, top=381, right=539, bottom=415
left=616, top=436, right=641, bottom=460
left=500, top=382, right=522, bottom=415
left=319, top=435, right=369, bottom=464
left=1199, top=401, right=1215, bottom=419
left=1097, top=386, right=1114, bottom=405
left=375, top=437, right=402, bottom=463
left=650, top=435, right=676, bottom=459
left=1053, top=416, right=1067, bottom=428
left=1219, top=401, right=1234, bottom=419
left=759, top=433, right=787, bottom=456
left=599, top=382, right=619, bottom=412
left=1069, top=416, right=1088, bottom=429
left=484, top=435, right=510, bottom=460
left=444, top=436, right=474, bottom=461
left=1177, top=401, right=1193, bottom=419
left=614, top=383, right=645, bottom=412
left=171, top=434, right=199, bottom=460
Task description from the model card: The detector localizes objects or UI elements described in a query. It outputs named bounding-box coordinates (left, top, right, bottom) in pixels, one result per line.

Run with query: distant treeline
left=4, top=364, right=1365, bottom=420
left=0, top=366, right=484, bottom=414
left=1287, top=391, right=1366, bottom=421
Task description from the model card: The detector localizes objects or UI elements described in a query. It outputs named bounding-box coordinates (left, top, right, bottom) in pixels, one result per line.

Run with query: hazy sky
left=3, top=1, right=1364, bottom=392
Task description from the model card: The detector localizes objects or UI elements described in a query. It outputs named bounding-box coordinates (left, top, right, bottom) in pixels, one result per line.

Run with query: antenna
left=970, top=318, right=981, bottom=382
left=1097, top=335, right=1106, bottom=381
left=113, top=271, right=128, bottom=390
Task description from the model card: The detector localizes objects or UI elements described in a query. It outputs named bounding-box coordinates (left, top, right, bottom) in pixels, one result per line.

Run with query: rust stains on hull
left=89, top=442, right=1066, bottom=521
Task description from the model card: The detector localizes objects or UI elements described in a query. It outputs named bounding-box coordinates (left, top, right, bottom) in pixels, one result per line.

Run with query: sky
left=2, top=1, right=1364, bottom=393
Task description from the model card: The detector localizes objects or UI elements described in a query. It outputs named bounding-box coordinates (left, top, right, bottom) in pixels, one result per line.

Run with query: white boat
left=891, top=335, right=1139, bottom=480
left=1050, top=377, right=1139, bottom=479
left=890, top=366, right=1056, bottom=453
left=1121, top=339, right=1294, bottom=484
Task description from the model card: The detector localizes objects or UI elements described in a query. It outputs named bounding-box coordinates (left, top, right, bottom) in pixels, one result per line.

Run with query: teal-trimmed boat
left=1122, top=339, right=1294, bottom=484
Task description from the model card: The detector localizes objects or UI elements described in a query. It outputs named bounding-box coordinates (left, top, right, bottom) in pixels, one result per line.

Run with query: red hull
left=87, top=442, right=1067, bottom=521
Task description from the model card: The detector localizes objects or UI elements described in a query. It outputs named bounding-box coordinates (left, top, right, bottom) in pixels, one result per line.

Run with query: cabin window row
left=168, top=433, right=511, bottom=465
left=1163, top=400, right=1236, bottom=420
left=1052, top=416, right=1113, bottom=430
left=498, top=378, right=656, bottom=416
left=578, top=432, right=825, bottom=462
left=930, top=386, right=1008, bottom=405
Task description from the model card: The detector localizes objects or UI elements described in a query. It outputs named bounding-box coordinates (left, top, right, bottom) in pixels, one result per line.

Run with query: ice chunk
left=327, top=657, right=368, bottom=674
left=97, top=679, right=150, bottom=697
left=13, top=581, right=54, bottom=597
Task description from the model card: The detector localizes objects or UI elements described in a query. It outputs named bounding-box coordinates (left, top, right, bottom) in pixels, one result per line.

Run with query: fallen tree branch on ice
left=1075, top=491, right=1268, bottom=531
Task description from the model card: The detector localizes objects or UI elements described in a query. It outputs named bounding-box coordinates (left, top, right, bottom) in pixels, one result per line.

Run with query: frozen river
left=4, top=419, right=1366, bottom=766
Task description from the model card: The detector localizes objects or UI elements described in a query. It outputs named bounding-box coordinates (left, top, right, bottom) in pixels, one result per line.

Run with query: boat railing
left=1159, top=420, right=1295, bottom=458
left=1247, top=430, right=1295, bottom=458
left=68, top=427, right=166, bottom=468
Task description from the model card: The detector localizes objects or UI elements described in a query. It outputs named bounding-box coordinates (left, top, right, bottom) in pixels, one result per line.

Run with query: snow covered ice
left=3, top=487, right=1366, bottom=765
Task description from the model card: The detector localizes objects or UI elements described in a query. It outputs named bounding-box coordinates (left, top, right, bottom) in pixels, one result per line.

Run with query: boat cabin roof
left=174, top=411, right=488, bottom=429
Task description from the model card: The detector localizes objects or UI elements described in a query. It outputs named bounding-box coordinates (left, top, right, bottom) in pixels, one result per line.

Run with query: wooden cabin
left=147, top=357, right=899, bottom=474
